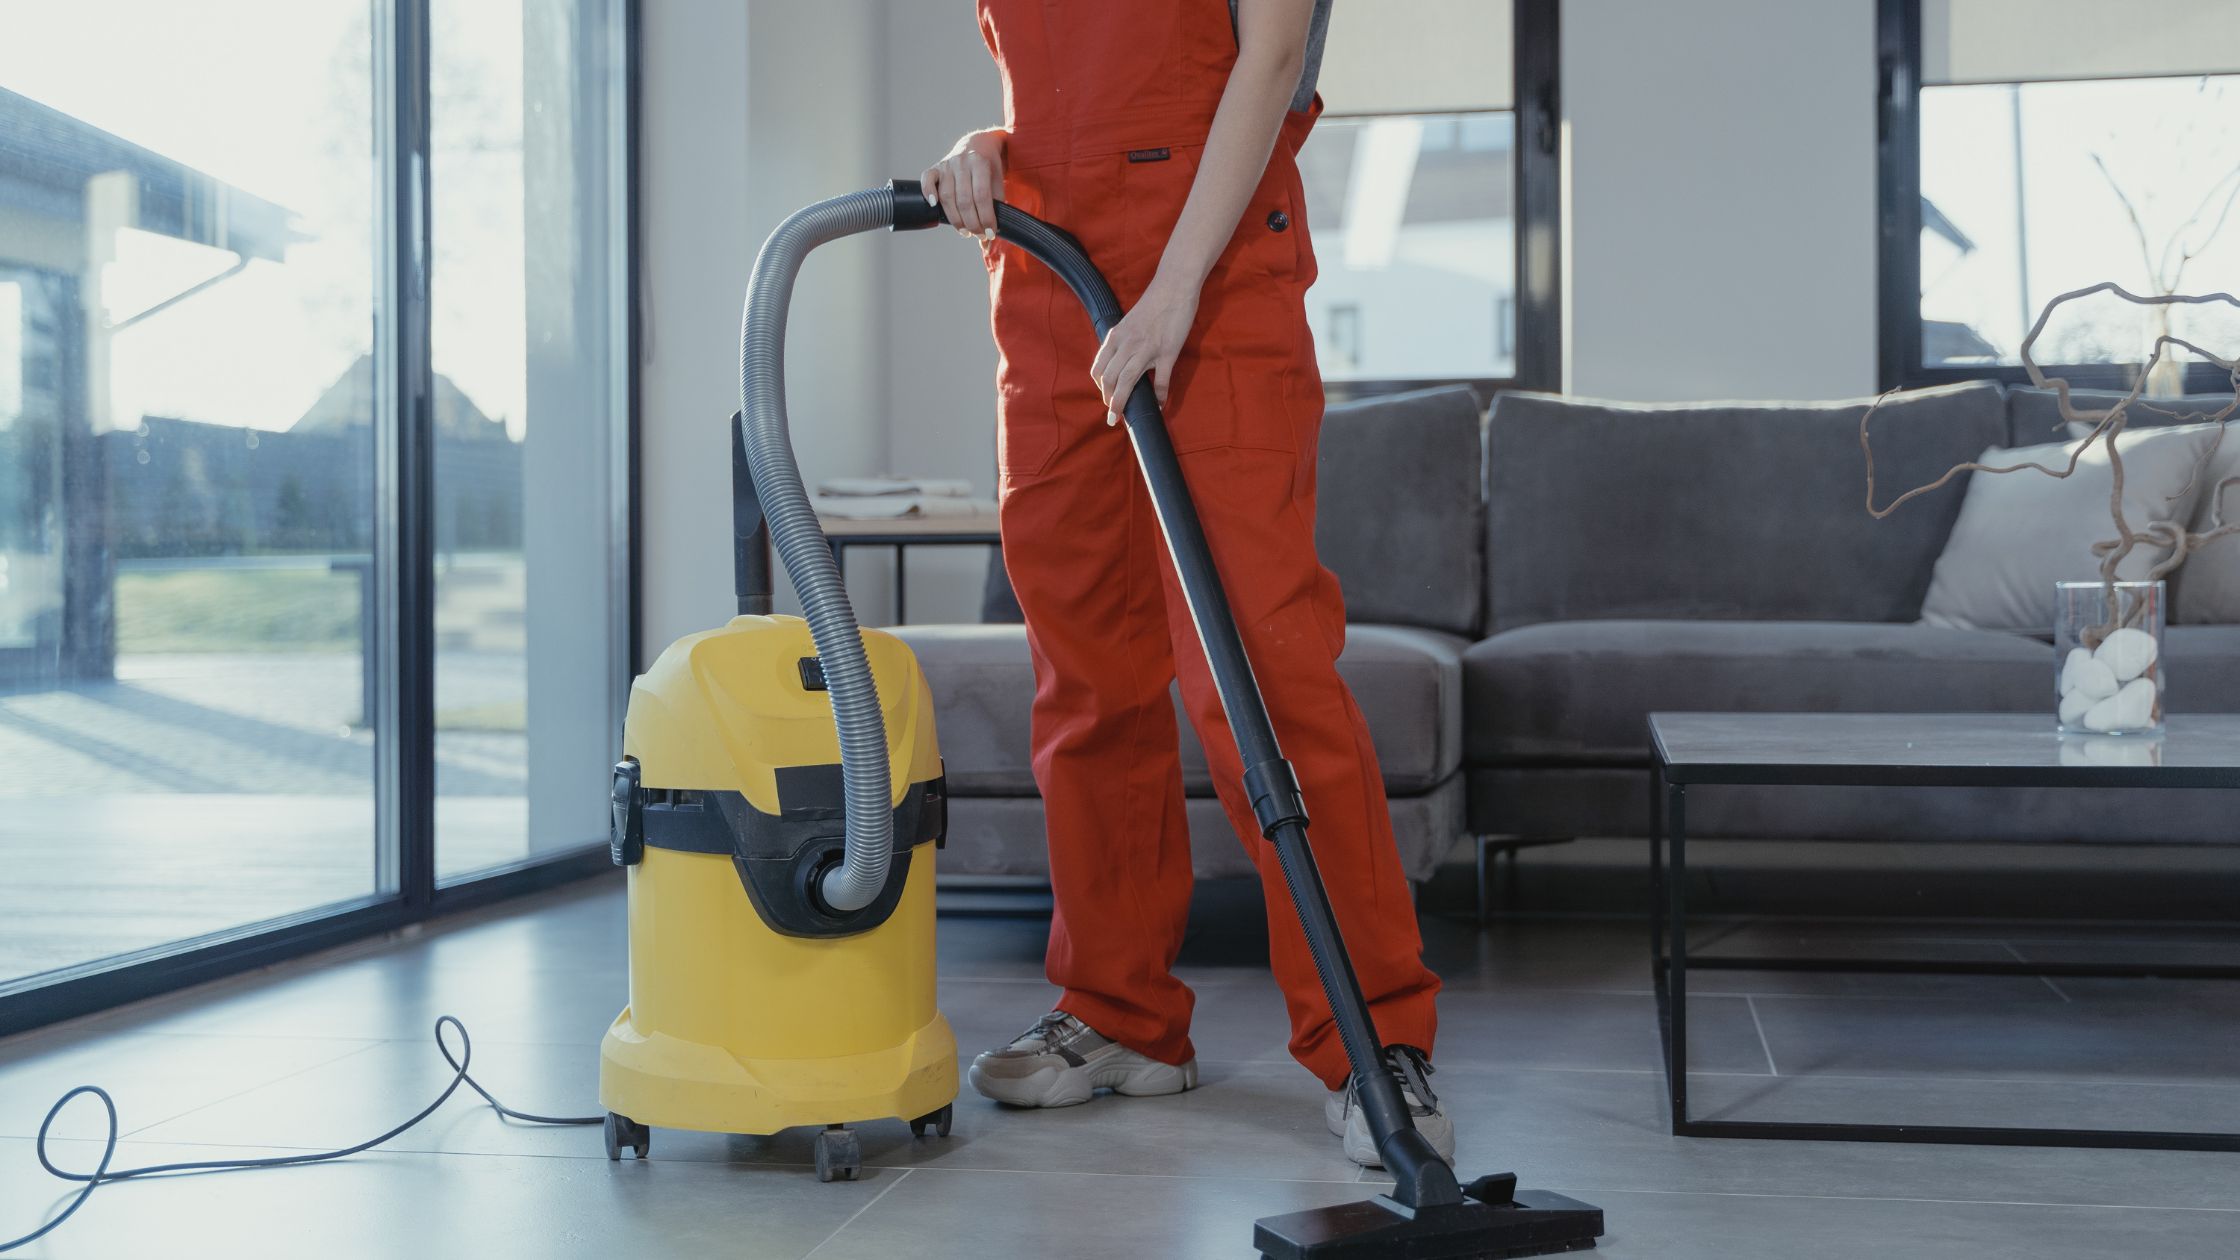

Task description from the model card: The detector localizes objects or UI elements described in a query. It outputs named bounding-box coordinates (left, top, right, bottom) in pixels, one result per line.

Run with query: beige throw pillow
left=1919, top=424, right=2218, bottom=634
left=2174, top=423, right=2240, bottom=624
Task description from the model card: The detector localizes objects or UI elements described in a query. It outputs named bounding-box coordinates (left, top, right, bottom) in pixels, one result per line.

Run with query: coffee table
left=1648, top=711, right=2240, bottom=1152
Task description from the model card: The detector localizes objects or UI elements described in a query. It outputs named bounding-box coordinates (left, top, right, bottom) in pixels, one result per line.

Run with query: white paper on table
left=812, top=494, right=999, bottom=520
left=815, top=476, right=975, bottom=499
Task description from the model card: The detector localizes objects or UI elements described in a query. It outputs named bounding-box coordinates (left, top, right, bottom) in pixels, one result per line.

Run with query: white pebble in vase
left=2094, top=626, right=2160, bottom=683
left=2058, top=688, right=2096, bottom=726
left=2060, top=651, right=2118, bottom=702
left=2082, top=677, right=2158, bottom=734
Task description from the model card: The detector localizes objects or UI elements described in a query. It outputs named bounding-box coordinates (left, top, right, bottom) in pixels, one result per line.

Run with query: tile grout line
left=800, top=1166, right=914, bottom=1260
left=1570, top=1185, right=2240, bottom=1214
left=1745, top=996, right=1778, bottom=1076
left=115, top=1038, right=393, bottom=1141
left=2002, top=939, right=2074, bottom=1003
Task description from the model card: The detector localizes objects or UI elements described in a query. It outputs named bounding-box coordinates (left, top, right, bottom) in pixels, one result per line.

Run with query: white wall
left=638, top=0, right=902, bottom=659
left=1562, top=0, right=1879, bottom=402
left=877, top=2, right=1008, bottom=625
left=640, top=0, right=1890, bottom=649
left=637, top=0, right=748, bottom=660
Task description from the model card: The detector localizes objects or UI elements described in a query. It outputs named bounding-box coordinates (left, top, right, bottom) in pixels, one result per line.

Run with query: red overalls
left=977, top=0, right=1440, bottom=1090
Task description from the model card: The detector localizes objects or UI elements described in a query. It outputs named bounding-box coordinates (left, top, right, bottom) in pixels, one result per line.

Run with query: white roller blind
left=1925, top=0, right=2240, bottom=85
left=1316, top=0, right=1512, bottom=115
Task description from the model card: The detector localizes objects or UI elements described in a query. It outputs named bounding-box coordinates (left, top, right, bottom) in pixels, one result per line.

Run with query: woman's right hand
left=922, top=128, right=1007, bottom=240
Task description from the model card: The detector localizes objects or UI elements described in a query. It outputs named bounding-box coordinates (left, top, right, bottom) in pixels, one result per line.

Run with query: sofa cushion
left=943, top=777, right=1464, bottom=883
left=1484, top=382, right=2007, bottom=630
left=893, top=622, right=1466, bottom=796
left=1463, top=619, right=2058, bottom=765
left=2174, top=426, right=2240, bottom=624
left=980, top=385, right=1486, bottom=634
left=1918, top=424, right=2218, bottom=634
left=1311, top=385, right=1486, bottom=636
left=2041, top=410, right=2240, bottom=627
left=2166, top=624, right=2240, bottom=706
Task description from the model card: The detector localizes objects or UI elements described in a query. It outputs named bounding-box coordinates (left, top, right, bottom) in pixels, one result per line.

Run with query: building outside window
left=1892, top=0, right=2240, bottom=390
left=1296, top=0, right=1555, bottom=394
left=0, top=0, right=631, bottom=1012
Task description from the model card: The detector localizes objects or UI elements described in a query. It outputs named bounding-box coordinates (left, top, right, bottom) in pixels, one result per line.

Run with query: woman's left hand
left=1091, top=274, right=1199, bottom=426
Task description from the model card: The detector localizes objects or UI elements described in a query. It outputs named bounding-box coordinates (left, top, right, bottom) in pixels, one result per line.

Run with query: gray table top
left=1648, top=712, right=2240, bottom=789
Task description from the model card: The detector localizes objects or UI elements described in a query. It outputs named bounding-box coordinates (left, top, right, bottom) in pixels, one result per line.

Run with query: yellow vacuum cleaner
left=596, top=193, right=962, bottom=1181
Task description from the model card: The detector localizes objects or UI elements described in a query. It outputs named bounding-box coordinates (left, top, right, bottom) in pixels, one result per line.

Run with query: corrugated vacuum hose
left=737, top=188, right=901, bottom=914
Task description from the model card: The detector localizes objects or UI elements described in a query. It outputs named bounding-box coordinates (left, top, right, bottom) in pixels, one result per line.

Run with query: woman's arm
left=1091, top=0, right=1315, bottom=424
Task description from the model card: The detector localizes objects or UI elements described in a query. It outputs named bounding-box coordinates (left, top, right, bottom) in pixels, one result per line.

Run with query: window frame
left=1320, top=0, right=1561, bottom=405
left=0, top=0, right=640, bottom=1037
left=1877, top=0, right=2233, bottom=393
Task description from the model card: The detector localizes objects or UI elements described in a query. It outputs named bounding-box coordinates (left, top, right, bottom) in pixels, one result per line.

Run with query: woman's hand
left=922, top=129, right=1007, bottom=239
left=1091, top=272, right=1200, bottom=426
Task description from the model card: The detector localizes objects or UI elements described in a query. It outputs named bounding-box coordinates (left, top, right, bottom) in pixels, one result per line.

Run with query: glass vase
left=2055, top=580, right=2165, bottom=736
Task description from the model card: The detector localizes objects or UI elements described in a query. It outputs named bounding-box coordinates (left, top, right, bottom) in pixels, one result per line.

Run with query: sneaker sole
left=968, top=1056, right=1198, bottom=1108
left=1335, top=1108, right=1457, bottom=1168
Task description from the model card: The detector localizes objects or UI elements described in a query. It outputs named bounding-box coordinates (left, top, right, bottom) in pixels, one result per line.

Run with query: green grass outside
left=436, top=700, right=527, bottom=732
left=116, top=564, right=527, bottom=732
left=116, top=568, right=362, bottom=654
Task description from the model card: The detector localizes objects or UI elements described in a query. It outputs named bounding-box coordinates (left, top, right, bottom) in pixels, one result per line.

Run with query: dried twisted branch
left=1863, top=283, right=2240, bottom=642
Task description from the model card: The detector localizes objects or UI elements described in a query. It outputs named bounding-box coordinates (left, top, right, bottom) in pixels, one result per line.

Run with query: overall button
left=1266, top=209, right=1289, bottom=232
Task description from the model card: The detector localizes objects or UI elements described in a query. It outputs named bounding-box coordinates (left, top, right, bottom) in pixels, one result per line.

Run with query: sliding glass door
left=429, top=0, right=629, bottom=882
left=0, top=0, right=631, bottom=1017
left=0, top=2, right=382, bottom=983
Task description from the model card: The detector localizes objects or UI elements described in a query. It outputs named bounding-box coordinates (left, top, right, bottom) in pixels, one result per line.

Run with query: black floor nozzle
left=1253, top=1174, right=1603, bottom=1260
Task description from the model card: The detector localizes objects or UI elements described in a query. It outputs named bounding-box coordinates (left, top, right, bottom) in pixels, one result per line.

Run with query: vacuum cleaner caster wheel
left=909, top=1104, right=954, bottom=1139
left=603, top=1113, right=650, bottom=1161
left=815, top=1126, right=862, bottom=1183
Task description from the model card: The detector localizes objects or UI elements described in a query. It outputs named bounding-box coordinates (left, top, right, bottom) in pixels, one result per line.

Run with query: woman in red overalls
left=921, top=0, right=1450, bottom=1167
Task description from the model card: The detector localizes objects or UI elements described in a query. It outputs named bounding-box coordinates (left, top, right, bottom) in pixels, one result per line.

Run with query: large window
left=429, top=0, right=629, bottom=883
left=1297, top=0, right=1559, bottom=395
left=0, top=1, right=631, bottom=1028
left=1882, top=0, right=2240, bottom=389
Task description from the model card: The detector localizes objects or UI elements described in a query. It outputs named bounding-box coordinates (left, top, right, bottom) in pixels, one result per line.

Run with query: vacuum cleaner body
left=599, top=613, right=956, bottom=1146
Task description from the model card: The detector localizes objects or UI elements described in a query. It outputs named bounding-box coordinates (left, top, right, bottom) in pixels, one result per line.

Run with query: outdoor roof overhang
left=0, top=85, right=299, bottom=262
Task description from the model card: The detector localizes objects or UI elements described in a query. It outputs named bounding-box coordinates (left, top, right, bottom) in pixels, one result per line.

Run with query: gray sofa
left=895, top=381, right=2240, bottom=884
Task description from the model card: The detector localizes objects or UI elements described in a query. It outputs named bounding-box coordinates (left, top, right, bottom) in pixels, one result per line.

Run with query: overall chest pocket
left=1118, top=145, right=1303, bottom=294
left=1116, top=147, right=1314, bottom=456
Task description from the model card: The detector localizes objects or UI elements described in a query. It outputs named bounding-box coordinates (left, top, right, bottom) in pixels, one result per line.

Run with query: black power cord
left=0, top=1016, right=602, bottom=1254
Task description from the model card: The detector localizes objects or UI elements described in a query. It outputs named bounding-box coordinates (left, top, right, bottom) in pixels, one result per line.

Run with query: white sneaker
left=968, top=1011, right=1199, bottom=1107
left=1323, top=1045, right=1456, bottom=1168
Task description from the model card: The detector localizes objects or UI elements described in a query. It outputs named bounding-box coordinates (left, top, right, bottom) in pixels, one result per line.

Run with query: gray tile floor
left=4, top=879, right=2239, bottom=1258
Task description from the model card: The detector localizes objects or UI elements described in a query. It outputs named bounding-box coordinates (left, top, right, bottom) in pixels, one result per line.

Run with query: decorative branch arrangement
left=2091, top=155, right=2240, bottom=398
left=1862, top=283, right=2240, bottom=647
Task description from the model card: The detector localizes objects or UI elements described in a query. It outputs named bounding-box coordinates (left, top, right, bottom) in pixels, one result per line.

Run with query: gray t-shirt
left=1231, top=0, right=1334, bottom=112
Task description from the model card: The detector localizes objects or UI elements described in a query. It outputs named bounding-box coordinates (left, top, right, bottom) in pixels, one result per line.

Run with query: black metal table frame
left=1649, top=750, right=2240, bottom=1154
left=828, top=530, right=999, bottom=625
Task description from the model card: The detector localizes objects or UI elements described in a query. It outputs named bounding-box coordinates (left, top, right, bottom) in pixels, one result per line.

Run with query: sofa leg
left=1475, top=836, right=1493, bottom=923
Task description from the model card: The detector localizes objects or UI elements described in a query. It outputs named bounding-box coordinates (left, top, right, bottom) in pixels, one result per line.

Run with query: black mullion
left=1513, top=0, right=1561, bottom=393
left=379, top=0, right=438, bottom=909
left=1876, top=0, right=1924, bottom=392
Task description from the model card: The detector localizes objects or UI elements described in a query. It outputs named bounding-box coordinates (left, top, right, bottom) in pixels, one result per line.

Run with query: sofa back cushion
left=1311, top=385, right=1486, bottom=635
left=2007, top=386, right=2236, bottom=444
left=1484, top=382, right=2007, bottom=630
left=980, top=384, right=1487, bottom=635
